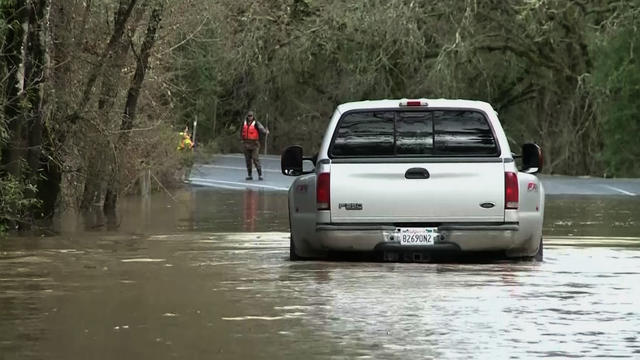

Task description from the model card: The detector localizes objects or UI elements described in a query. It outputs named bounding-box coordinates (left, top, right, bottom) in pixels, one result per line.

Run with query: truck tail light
left=317, top=172, right=330, bottom=210
left=399, top=99, right=428, bottom=107
left=505, top=172, right=519, bottom=209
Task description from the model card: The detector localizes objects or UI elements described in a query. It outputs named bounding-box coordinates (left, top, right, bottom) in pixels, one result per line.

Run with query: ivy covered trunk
left=0, top=0, right=51, bottom=227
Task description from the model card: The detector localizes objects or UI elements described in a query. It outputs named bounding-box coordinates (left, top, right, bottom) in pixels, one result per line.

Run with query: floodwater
left=1, top=188, right=639, bottom=359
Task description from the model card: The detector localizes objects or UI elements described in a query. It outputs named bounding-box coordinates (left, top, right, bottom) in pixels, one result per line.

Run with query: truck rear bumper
left=314, top=223, right=527, bottom=254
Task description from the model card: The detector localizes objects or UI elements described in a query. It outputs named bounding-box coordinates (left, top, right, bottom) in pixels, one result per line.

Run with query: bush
left=193, top=140, right=221, bottom=164
left=0, top=174, right=41, bottom=233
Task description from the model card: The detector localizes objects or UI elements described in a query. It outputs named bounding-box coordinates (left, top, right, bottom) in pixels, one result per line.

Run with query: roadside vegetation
left=1, top=0, right=639, bottom=231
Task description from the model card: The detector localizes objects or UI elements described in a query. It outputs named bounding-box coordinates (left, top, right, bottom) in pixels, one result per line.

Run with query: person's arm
left=256, top=121, right=269, bottom=135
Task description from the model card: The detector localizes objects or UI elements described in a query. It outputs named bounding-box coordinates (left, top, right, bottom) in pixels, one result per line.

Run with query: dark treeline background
left=1, top=0, right=639, bottom=230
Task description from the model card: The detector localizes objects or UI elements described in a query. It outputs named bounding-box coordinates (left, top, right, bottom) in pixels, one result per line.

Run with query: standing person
left=177, top=126, right=193, bottom=151
left=241, top=111, right=269, bottom=180
left=177, top=126, right=194, bottom=181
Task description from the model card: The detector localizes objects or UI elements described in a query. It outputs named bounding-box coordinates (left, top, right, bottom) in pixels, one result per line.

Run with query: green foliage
left=0, top=27, right=34, bottom=232
left=0, top=172, right=41, bottom=233
left=170, top=0, right=640, bottom=176
left=593, top=25, right=640, bottom=177
left=172, top=0, right=448, bottom=154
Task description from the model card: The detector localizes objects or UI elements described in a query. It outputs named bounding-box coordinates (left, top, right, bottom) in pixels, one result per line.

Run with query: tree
left=170, top=0, right=638, bottom=177
left=0, top=0, right=50, bottom=228
left=592, top=10, right=640, bottom=177
left=1, top=0, right=185, bottom=229
left=104, top=0, right=165, bottom=214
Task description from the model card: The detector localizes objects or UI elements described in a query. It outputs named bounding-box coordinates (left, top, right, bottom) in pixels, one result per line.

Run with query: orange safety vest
left=242, top=120, right=259, bottom=140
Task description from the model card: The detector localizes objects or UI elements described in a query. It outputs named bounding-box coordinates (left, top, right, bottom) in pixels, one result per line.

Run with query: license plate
left=396, top=227, right=438, bottom=246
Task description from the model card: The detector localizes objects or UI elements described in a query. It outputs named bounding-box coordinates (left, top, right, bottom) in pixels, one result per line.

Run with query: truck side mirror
left=522, top=143, right=543, bottom=174
left=281, top=145, right=303, bottom=176
left=281, top=146, right=317, bottom=176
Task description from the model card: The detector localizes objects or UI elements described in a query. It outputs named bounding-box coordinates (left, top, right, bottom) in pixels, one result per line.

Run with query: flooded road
left=1, top=188, right=640, bottom=359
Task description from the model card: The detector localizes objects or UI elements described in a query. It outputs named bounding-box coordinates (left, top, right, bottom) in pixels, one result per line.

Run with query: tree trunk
left=36, top=0, right=76, bottom=219
left=78, top=0, right=138, bottom=112
left=1, top=0, right=55, bottom=221
left=80, top=35, right=131, bottom=211
left=103, top=1, right=164, bottom=215
left=25, top=0, right=53, bottom=219
left=78, top=0, right=137, bottom=214
left=25, top=0, right=48, bottom=176
left=120, top=3, right=164, bottom=138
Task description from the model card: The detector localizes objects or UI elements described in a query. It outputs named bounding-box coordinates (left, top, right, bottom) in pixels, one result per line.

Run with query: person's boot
left=246, top=172, right=253, bottom=180
left=258, top=169, right=263, bottom=181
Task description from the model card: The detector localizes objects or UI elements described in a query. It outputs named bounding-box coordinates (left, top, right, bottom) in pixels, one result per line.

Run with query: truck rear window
left=330, top=110, right=499, bottom=157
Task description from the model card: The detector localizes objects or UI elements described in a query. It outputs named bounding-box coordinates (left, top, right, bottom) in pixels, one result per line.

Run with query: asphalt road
left=189, top=154, right=640, bottom=196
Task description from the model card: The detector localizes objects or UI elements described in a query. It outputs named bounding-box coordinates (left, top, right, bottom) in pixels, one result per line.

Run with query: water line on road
left=545, top=236, right=640, bottom=247
left=600, top=184, right=636, bottom=196
left=189, top=178, right=289, bottom=191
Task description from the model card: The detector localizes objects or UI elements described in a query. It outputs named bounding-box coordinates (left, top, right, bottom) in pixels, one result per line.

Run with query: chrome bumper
left=314, top=223, right=522, bottom=252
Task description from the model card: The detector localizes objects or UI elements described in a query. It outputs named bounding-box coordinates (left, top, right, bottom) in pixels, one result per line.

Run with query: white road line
left=190, top=178, right=289, bottom=191
left=197, top=164, right=281, bottom=173
left=600, top=184, right=636, bottom=196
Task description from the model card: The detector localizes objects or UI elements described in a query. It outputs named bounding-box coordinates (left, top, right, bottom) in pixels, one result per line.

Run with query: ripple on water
left=222, top=313, right=305, bottom=321
left=120, top=258, right=165, bottom=262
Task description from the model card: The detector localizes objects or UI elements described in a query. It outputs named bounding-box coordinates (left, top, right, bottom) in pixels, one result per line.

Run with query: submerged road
left=2, top=229, right=640, bottom=359
left=189, top=154, right=640, bottom=196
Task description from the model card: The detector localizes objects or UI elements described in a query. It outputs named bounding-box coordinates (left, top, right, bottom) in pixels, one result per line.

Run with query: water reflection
left=243, top=190, right=258, bottom=232
left=544, top=195, right=640, bottom=237
left=79, top=209, right=120, bottom=231
left=53, top=187, right=289, bottom=235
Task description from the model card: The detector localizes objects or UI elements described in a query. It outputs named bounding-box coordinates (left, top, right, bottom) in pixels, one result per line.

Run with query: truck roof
left=336, top=99, right=495, bottom=114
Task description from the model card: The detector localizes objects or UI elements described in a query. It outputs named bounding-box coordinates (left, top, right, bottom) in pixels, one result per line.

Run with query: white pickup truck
left=281, top=99, right=545, bottom=262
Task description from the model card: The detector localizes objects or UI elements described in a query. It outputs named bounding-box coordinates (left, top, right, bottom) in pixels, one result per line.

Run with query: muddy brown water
left=1, top=188, right=639, bottom=359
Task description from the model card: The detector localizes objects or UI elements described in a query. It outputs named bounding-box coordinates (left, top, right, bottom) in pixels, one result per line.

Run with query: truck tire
left=534, top=237, right=543, bottom=262
left=288, top=204, right=302, bottom=261
left=290, top=236, right=302, bottom=261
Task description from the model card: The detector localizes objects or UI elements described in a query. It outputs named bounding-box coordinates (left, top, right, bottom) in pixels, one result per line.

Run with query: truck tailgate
left=330, top=162, right=505, bottom=223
